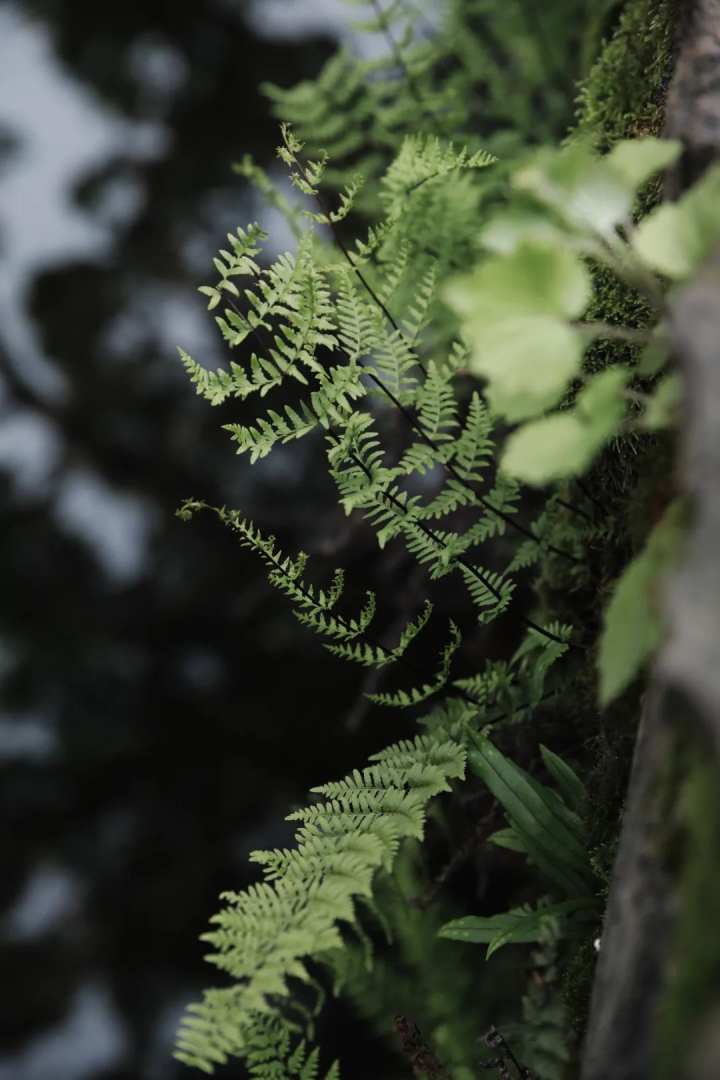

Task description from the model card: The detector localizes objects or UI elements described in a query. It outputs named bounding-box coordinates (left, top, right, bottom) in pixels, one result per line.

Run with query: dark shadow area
left=0, top=3, right=396, bottom=1076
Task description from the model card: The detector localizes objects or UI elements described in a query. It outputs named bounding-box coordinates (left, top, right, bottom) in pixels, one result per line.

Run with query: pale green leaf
left=598, top=501, right=685, bottom=705
left=632, top=202, right=705, bottom=279
left=642, top=373, right=682, bottom=430
left=575, top=366, right=629, bottom=426
left=605, top=137, right=682, bottom=189
left=637, top=329, right=670, bottom=377
left=468, top=316, right=584, bottom=422
left=501, top=367, right=629, bottom=485
left=480, top=211, right=569, bottom=256
left=445, top=245, right=591, bottom=421
left=514, top=144, right=633, bottom=238
left=633, top=164, right=720, bottom=279
left=501, top=414, right=597, bottom=486
left=445, top=243, right=592, bottom=322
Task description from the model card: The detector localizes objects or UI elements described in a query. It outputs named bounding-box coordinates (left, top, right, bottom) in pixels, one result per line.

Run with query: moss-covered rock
left=575, top=0, right=679, bottom=147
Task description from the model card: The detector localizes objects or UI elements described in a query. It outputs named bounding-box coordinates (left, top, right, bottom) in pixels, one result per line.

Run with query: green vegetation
left=170, top=2, right=720, bottom=1076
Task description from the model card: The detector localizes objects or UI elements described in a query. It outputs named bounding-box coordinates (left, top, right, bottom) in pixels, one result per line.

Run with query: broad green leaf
left=438, top=899, right=596, bottom=958
left=501, top=367, right=629, bottom=485
left=522, top=769, right=584, bottom=837
left=487, top=827, right=527, bottom=852
left=470, top=315, right=584, bottom=422
left=605, top=137, right=682, bottom=189
left=468, top=734, right=592, bottom=896
left=540, top=746, right=586, bottom=813
left=633, top=164, right=720, bottom=279
left=444, top=243, right=591, bottom=322
left=598, top=501, right=685, bottom=705
left=514, top=144, right=633, bottom=238
left=642, top=373, right=682, bottom=430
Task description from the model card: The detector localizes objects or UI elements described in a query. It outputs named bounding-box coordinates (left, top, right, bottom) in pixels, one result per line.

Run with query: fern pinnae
left=274, top=132, right=584, bottom=571
left=175, top=733, right=466, bottom=1074
left=180, top=502, right=479, bottom=705
left=327, top=425, right=574, bottom=648
left=401, top=262, right=438, bottom=345
left=197, top=245, right=578, bottom=653
left=367, top=620, right=462, bottom=707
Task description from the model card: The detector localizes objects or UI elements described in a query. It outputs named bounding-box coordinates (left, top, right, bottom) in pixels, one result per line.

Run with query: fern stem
left=574, top=476, right=607, bottom=517
left=555, top=496, right=594, bottom=526
left=365, top=366, right=582, bottom=565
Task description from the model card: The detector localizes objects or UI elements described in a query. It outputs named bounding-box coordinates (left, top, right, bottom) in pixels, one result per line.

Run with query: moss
left=571, top=0, right=682, bottom=386
left=574, top=0, right=679, bottom=148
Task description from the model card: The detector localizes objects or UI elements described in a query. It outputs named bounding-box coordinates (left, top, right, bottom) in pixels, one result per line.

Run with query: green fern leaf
left=174, top=735, right=465, bottom=1073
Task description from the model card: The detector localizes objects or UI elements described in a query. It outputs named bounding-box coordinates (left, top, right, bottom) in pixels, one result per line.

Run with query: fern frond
left=453, top=660, right=516, bottom=712
left=186, top=235, right=340, bottom=419
left=461, top=564, right=515, bottom=624
left=245, top=1017, right=339, bottom=1080
left=333, top=271, right=381, bottom=360
left=367, top=621, right=462, bottom=707
left=401, top=263, right=439, bottom=344
left=450, top=392, right=494, bottom=482
left=367, top=323, right=421, bottom=403
left=325, top=599, right=432, bottom=668
left=224, top=402, right=318, bottom=462
left=380, top=133, right=495, bottom=218
left=263, top=50, right=373, bottom=187
left=414, top=359, right=459, bottom=443
left=174, top=735, right=465, bottom=1073
left=196, top=222, right=266, bottom=312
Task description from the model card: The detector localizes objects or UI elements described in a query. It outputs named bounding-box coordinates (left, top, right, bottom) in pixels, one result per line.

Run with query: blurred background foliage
left=0, top=1, right=596, bottom=1076
left=0, top=3, right=391, bottom=1076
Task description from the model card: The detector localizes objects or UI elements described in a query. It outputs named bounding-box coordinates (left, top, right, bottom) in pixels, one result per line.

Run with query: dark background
left=0, top=2, right=402, bottom=1076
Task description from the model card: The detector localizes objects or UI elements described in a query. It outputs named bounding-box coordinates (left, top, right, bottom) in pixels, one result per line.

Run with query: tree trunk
left=581, top=3, right=720, bottom=1077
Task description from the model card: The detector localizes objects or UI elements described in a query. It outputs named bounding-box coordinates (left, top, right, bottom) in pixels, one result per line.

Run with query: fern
left=366, top=621, right=462, bottom=707
left=175, top=734, right=465, bottom=1073
left=178, top=501, right=444, bottom=679
left=172, top=4, right=701, bottom=1075
left=245, top=1017, right=340, bottom=1080
left=176, top=121, right=590, bottom=1080
left=260, top=0, right=587, bottom=212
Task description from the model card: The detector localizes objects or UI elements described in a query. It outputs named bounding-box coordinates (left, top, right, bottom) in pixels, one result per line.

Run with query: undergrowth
left=168, top=2, right=718, bottom=1077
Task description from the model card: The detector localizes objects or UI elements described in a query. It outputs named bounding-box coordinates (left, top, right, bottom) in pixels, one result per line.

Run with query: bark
left=581, top=3, right=720, bottom=1077
left=580, top=687, right=678, bottom=1080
